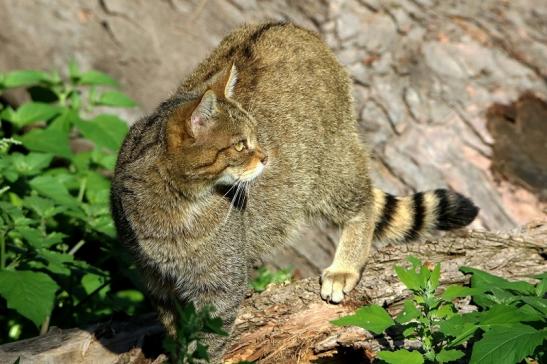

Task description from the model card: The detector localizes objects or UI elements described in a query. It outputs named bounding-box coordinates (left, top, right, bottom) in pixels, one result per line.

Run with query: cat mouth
left=239, top=162, right=265, bottom=182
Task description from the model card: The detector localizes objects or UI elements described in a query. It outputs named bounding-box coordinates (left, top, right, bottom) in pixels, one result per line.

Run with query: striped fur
left=372, top=188, right=479, bottom=243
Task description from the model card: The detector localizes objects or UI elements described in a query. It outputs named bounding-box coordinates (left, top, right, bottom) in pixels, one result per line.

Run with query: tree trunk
left=1, top=223, right=545, bottom=364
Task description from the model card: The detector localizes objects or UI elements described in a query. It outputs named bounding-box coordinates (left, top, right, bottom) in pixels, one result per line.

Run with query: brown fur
left=111, top=22, right=478, bottom=361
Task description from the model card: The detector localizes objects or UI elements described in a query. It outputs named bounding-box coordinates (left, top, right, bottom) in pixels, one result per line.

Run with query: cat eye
left=234, top=141, right=246, bottom=152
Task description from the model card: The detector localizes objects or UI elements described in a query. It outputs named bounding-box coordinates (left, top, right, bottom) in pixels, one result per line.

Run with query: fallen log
left=1, top=223, right=545, bottom=364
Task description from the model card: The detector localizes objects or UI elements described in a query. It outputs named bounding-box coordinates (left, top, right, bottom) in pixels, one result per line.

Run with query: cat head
left=164, top=64, right=268, bottom=194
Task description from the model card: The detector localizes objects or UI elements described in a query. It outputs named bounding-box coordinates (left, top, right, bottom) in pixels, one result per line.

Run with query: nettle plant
left=332, top=257, right=546, bottom=364
left=0, top=64, right=149, bottom=343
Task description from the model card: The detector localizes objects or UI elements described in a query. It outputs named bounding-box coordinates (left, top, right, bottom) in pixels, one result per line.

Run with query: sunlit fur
left=111, top=22, right=478, bottom=361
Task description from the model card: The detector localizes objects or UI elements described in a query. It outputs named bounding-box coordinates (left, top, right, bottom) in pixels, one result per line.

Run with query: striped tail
left=372, top=187, right=479, bottom=243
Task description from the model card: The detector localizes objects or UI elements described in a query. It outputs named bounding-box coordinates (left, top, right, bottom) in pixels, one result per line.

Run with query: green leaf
left=79, top=70, right=117, bottom=86
left=2, top=70, right=51, bottom=88
left=23, top=195, right=65, bottom=218
left=38, top=249, right=74, bottom=275
left=436, top=349, right=465, bottom=363
left=519, top=296, right=547, bottom=315
left=75, top=114, right=128, bottom=151
left=29, top=175, right=79, bottom=208
left=429, top=263, right=441, bottom=291
left=68, top=59, right=80, bottom=81
left=460, top=267, right=535, bottom=295
left=478, top=304, right=543, bottom=328
left=431, top=303, right=456, bottom=319
left=17, top=127, right=71, bottom=158
left=88, top=215, right=116, bottom=237
left=84, top=171, right=111, bottom=205
left=0, top=270, right=59, bottom=327
left=378, top=350, right=424, bottom=364
left=396, top=300, right=421, bottom=323
left=395, top=265, right=421, bottom=291
left=406, top=256, right=422, bottom=269
left=442, top=285, right=484, bottom=300
left=440, top=314, right=479, bottom=347
left=469, top=324, right=546, bottom=364
left=16, top=227, right=65, bottom=249
left=6, top=102, right=63, bottom=127
left=82, top=273, right=110, bottom=299
left=96, top=91, right=136, bottom=107
left=10, top=152, right=53, bottom=176
left=331, top=304, right=395, bottom=334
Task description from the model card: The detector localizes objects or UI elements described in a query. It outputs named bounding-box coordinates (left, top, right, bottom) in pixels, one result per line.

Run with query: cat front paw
left=320, top=266, right=361, bottom=303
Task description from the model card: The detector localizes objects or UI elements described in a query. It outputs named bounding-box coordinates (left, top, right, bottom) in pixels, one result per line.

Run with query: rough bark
left=1, top=223, right=545, bottom=364
left=1, top=0, right=546, bottom=276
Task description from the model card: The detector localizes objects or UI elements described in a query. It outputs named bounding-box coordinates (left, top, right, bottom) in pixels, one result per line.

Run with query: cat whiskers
left=223, top=179, right=243, bottom=224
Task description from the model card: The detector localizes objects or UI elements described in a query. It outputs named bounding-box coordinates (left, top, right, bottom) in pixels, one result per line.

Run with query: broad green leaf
left=17, top=127, right=71, bottom=158
left=418, top=265, right=431, bottom=290
left=96, top=91, right=136, bottom=107
left=331, top=304, right=395, bottom=334
left=436, top=349, right=465, bottom=363
left=82, top=273, right=110, bottom=299
left=2, top=70, right=51, bottom=88
left=519, top=296, right=547, bottom=315
left=84, top=171, right=111, bottom=205
left=23, top=195, right=65, bottom=218
left=469, top=324, right=545, bottom=364
left=68, top=59, right=80, bottom=81
left=90, top=149, right=117, bottom=170
left=10, top=152, right=53, bottom=176
left=396, top=300, right=421, bottom=323
left=0, top=270, right=59, bottom=327
left=440, top=314, right=480, bottom=347
left=29, top=175, right=79, bottom=208
left=49, top=110, right=77, bottom=133
left=38, top=249, right=74, bottom=275
left=537, top=278, right=546, bottom=297
left=406, top=256, right=422, bottom=269
left=75, top=114, right=128, bottom=151
left=442, top=285, right=484, bottom=300
left=429, top=263, right=441, bottom=291
left=7, top=102, right=63, bottom=127
left=402, top=323, right=418, bottom=337
left=378, top=349, right=424, bottom=364
left=431, top=303, right=456, bottom=319
left=79, top=70, right=117, bottom=86
left=478, top=304, right=543, bottom=328
left=395, top=265, right=421, bottom=291
left=16, top=227, right=65, bottom=249
left=0, top=202, right=33, bottom=226
left=88, top=215, right=116, bottom=237
left=112, top=289, right=145, bottom=315
left=460, top=267, right=535, bottom=295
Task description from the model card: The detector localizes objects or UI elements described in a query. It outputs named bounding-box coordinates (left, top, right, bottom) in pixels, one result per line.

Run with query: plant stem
left=0, top=233, right=5, bottom=269
left=68, top=239, right=85, bottom=255
left=40, top=315, right=50, bottom=335
left=77, top=177, right=87, bottom=202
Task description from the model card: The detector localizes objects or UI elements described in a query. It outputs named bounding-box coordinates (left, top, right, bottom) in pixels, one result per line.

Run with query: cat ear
left=224, top=64, right=238, bottom=98
left=189, top=89, right=217, bottom=136
left=210, top=64, right=238, bottom=99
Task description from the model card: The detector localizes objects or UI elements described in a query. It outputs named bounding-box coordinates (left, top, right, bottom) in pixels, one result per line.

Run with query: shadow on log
left=0, top=223, right=545, bottom=364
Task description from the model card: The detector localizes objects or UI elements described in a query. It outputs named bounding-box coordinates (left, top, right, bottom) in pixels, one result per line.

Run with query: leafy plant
left=163, top=302, right=228, bottom=364
left=0, top=63, right=148, bottom=343
left=332, top=257, right=546, bottom=364
left=250, top=266, right=293, bottom=293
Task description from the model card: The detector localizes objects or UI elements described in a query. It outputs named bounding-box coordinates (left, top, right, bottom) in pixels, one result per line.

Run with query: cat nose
left=260, top=154, right=268, bottom=165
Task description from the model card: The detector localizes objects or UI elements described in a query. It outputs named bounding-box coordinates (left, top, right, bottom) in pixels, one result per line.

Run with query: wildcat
left=111, top=22, right=478, bottom=361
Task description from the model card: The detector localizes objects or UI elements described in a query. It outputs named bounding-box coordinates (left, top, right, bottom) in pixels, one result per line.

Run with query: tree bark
left=1, top=223, right=545, bottom=364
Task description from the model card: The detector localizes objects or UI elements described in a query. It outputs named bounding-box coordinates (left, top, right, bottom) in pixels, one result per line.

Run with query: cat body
left=111, top=22, right=478, bottom=360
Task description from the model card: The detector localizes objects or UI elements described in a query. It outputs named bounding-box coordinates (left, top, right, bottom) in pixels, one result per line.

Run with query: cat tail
left=371, top=187, right=479, bottom=243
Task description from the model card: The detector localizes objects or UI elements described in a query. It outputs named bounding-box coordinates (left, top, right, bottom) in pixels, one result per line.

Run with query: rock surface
left=1, top=0, right=546, bottom=275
